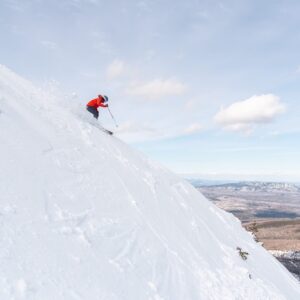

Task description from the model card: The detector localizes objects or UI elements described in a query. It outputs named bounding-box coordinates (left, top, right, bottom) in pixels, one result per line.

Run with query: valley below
left=191, top=181, right=300, bottom=281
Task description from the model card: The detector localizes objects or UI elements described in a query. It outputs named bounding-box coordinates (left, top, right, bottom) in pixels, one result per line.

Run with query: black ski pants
left=86, top=106, right=99, bottom=119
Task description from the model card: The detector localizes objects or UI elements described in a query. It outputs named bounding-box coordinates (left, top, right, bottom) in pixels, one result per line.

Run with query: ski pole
left=108, top=107, right=118, bottom=128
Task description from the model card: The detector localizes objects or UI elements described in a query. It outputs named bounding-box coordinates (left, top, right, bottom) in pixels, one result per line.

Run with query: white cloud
left=184, top=123, right=203, bottom=135
left=214, top=94, right=286, bottom=133
left=221, top=123, right=254, bottom=136
left=126, top=78, right=187, bottom=99
left=106, top=59, right=125, bottom=80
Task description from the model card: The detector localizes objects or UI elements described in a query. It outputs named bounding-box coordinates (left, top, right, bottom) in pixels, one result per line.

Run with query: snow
left=0, top=64, right=299, bottom=299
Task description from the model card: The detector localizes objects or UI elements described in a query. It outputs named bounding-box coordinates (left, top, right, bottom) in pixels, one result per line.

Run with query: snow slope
left=0, top=65, right=299, bottom=300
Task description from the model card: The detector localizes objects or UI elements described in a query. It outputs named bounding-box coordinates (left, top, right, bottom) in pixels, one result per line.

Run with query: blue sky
left=1, top=0, right=300, bottom=181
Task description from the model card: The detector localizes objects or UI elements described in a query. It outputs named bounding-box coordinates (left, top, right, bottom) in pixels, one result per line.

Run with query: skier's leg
left=87, top=106, right=99, bottom=119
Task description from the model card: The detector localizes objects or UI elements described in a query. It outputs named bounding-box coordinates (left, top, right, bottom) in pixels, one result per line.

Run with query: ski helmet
left=103, top=95, right=109, bottom=103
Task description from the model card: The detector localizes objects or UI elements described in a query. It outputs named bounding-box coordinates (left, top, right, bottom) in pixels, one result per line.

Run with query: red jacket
left=87, top=96, right=108, bottom=109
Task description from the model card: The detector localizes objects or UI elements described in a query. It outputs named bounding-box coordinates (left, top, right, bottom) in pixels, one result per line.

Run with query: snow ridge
left=0, top=65, right=299, bottom=299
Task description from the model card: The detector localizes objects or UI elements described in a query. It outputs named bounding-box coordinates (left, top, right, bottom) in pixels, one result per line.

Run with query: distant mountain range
left=189, top=180, right=300, bottom=193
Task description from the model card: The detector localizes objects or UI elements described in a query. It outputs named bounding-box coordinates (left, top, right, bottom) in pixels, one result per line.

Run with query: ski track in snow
left=0, top=64, right=300, bottom=299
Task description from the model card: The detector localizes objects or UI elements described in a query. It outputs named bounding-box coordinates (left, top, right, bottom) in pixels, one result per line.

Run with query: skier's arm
left=98, top=103, right=108, bottom=108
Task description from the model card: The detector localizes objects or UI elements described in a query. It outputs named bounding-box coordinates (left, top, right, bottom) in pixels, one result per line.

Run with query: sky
left=1, top=0, right=300, bottom=182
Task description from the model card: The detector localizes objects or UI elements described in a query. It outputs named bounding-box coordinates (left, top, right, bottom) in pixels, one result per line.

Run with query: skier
left=86, top=95, right=109, bottom=119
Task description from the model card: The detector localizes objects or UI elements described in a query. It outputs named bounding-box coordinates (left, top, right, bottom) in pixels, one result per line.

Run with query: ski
left=89, top=121, right=113, bottom=135
left=100, top=127, right=113, bottom=135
